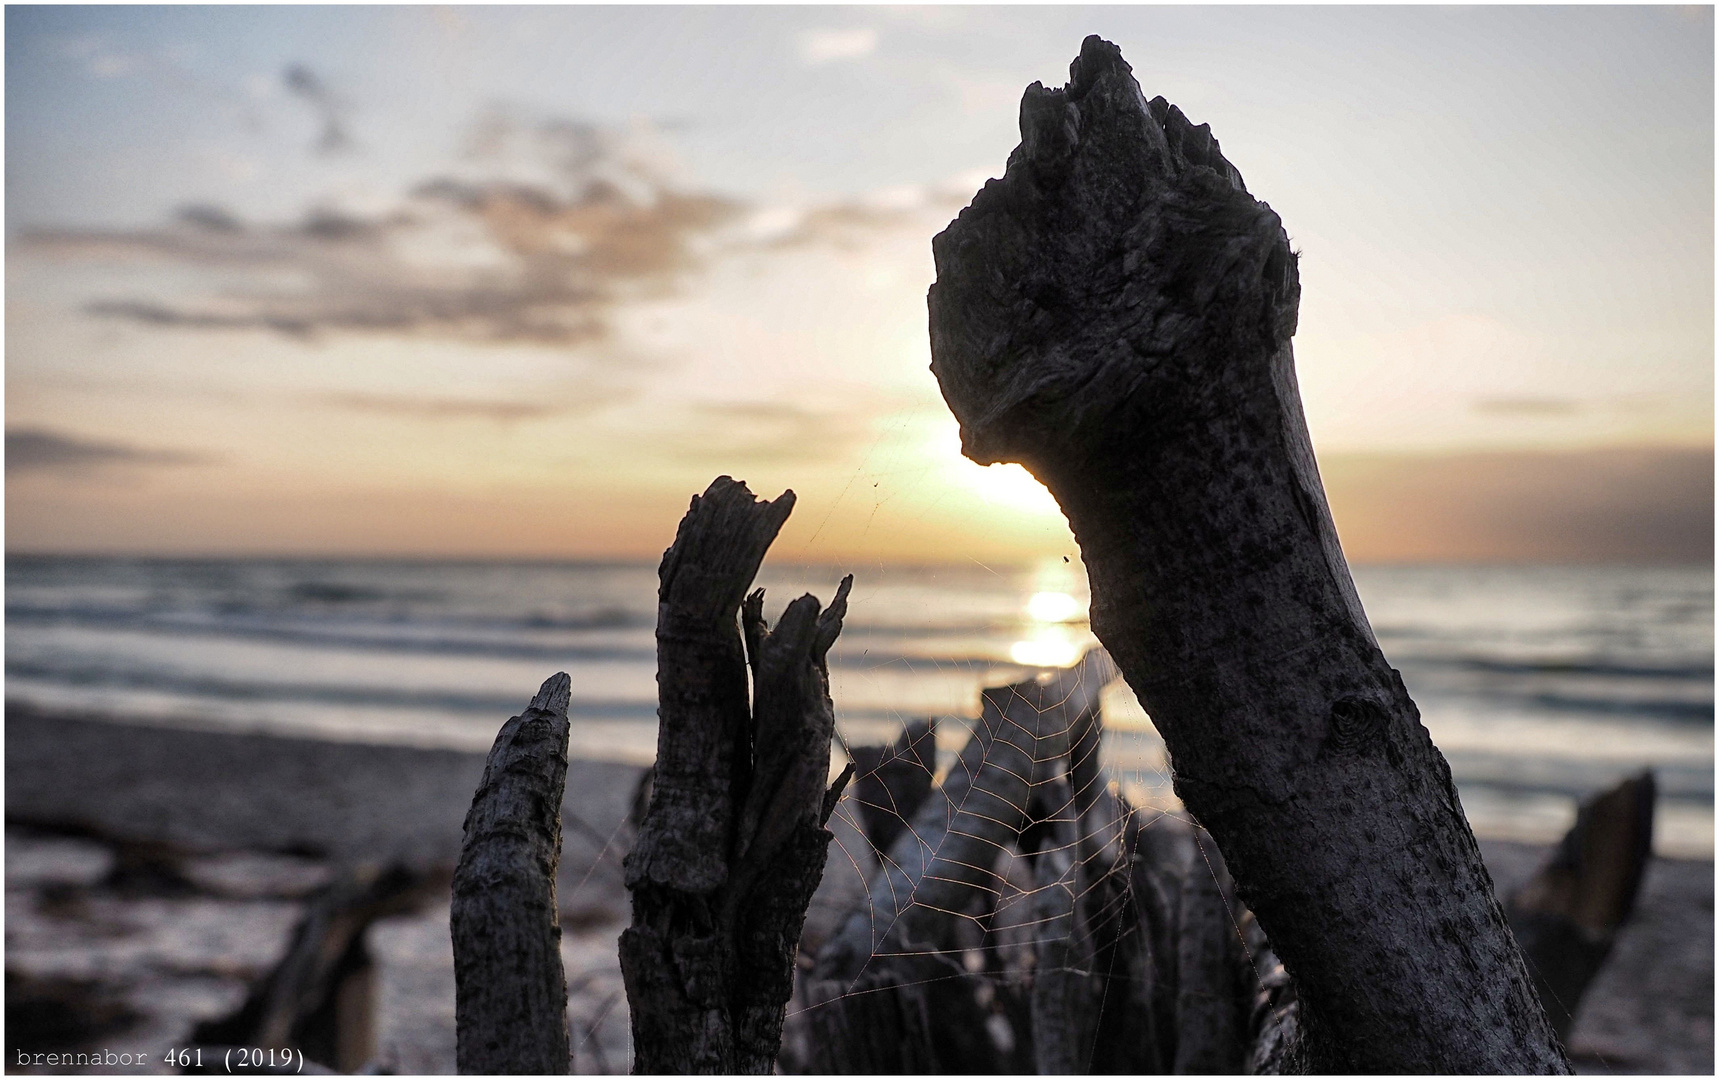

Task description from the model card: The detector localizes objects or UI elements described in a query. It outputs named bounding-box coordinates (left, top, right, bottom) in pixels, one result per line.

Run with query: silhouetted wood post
left=452, top=674, right=574, bottom=1074
left=928, top=35, right=1570, bottom=1073
left=1508, top=771, right=1657, bottom=1043
left=619, top=476, right=854, bottom=1074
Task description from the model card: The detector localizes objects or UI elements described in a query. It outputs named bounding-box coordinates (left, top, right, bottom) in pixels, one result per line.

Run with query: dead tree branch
left=452, top=673, right=574, bottom=1074
left=927, top=35, right=1569, bottom=1072
left=619, top=476, right=853, bottom=1074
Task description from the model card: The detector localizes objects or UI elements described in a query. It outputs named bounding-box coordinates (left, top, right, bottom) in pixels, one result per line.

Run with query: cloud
left=799, top=27, right=879, bottom=65
left=738, top=177, right=974, bottom=250
left=23, top=117, right=743, bottom=348
left=283, top=63, right=352, bottom=154
left=662, top=401, right=875, bottom=465
left=59, top=36, right=139, bottom=80
left=315, top=392, right=613, bottom=422
left=6, top=428, right=211, bottom=475
left=1472, top=397, right=1581, bottom=416
left=18, top=108, right=968, bottom=363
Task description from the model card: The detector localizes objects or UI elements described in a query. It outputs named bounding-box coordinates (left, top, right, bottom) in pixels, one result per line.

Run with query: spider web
left=769, top=642, right=1293, bottom=1074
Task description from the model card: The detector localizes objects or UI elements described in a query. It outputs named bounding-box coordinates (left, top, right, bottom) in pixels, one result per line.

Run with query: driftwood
left=1172, top=831, right=1250, bottom=1074
left=849, top=718, right=937, bottom=856
left=451, top=673, right=574, bottom=1074
left=1508, top=771, right=1657, bottom=1043
left=809, top=651, right=1163, bottom=1073
left=927, top=35, right=1569, bottom=1072
left=813, top=652, right=1114, bottom=987
left=193, top=863, right=429, bottom=1073
left=618, top=476, right=854, bottom=1074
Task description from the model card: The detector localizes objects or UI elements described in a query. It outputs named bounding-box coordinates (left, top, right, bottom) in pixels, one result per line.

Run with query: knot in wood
left=1326, top=697, right=1387, bottom=755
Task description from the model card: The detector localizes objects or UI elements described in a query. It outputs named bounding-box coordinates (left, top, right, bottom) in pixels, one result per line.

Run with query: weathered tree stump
left=618, top=476, right=853, bottom=1074
left=1172, top=830, right=1250, bottom=1074
left=1508, top=771, right=1657, bottom=1043
left=849, top=718, right=937, bottom=856
left=928, top=35, right=1569, bottom=1072
left=452, top=673, right=574, bottom=1074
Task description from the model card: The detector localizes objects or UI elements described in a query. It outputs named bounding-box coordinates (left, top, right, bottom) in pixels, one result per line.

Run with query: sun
left=964, top=461, right=1063, bottom=514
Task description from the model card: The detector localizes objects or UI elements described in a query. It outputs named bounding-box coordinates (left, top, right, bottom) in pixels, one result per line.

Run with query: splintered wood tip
left=529, top=671, right=571, bottom=716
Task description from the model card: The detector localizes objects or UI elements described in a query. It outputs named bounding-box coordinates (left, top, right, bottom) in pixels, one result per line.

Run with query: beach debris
left=618, top=476, right=855, bottom=1074
left=1171, top=830, right=1251, bottom=1074
left=194, top=862, right=430, bottom=1073
left=847, top=718, right=936, bottom=856
left=1508, top=770, right=1658, bottom=1044
left=795, top=650, right=1299, bottom=1074
left=926, top=33, right=1569, bottom=1072
left=805, top=651, right=1154, bottom=1072
left=450, top=673, right=575, bottom=1074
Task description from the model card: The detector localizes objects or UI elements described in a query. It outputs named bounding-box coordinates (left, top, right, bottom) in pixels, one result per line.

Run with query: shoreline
left=5, top=706, right=1712, bottom=1074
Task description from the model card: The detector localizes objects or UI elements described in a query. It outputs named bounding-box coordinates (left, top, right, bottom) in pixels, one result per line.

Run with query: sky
left=6, top=5, right=1713, bottom=563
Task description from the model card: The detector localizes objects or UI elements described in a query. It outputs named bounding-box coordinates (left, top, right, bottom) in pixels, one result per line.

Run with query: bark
left=802, top=970, right=939, bottom=1074
left=452, top=673, right=573, bottom=1075
left=1062, top=668, right=1168, bottom=1074
left=1172, top=830, right=1249, bottom=1074
left=1507, top=771, right=1656, bottom=1043
left=927, top=35, right=1570, bottom=1072
left=1241, top=903, right=1302, bottom=1075
left=1028, top=846, right=1093, bottom=1074
left=619, top=476, right=853, bottom=1074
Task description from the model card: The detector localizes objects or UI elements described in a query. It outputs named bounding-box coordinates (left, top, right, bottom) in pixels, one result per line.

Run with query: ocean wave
left=1439, top=749, right=1713, bottom=800
left=4, top=661, right=659, bottom=716
left=5, top=605, right=1046, bottom=672
left=3, top=662, right=947, bottom=731
left=1403, top=655, right=1715, bottom=681
left=6, top=600, right=1053, bottom=642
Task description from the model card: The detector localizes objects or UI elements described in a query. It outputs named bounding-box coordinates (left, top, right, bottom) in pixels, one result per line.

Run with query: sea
left=5, top=557, right=1712, bottom=858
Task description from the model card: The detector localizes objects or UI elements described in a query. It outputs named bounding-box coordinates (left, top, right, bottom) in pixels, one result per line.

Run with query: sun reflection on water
left=1010, top=624, right=1081, bottom=667
left=1026, top=590, right=1082, bottom=623
left=1011, top=584, right=1090, bottom=667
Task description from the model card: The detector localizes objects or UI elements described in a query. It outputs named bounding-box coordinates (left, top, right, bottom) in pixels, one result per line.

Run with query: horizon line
left=5, top=550, right=1712, bottom=572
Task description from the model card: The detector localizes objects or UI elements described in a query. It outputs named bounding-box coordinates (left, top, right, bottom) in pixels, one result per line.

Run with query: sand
left=5, top=707, right=1711, bottom=1074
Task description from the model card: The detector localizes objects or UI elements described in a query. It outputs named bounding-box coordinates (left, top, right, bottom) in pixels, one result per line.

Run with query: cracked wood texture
left=619, top=476, right=852, bottom=1074
left=927, top=36, right=1569, bottom=1073
left=452, top=673, right=573, bottom=1074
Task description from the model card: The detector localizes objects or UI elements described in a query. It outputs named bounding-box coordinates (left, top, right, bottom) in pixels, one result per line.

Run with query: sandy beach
left=5, top=707, right=1711, bottom=1074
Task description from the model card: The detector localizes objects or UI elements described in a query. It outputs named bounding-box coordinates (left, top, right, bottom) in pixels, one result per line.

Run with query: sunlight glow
left=968, top=462, right=1062, bottom=514
left=1026, top=591, right=1081, bottom=623
left=1010, top=624, right=1080, bottom=667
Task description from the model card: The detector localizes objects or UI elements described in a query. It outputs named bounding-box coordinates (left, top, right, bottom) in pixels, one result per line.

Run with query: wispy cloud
left=799, top=27, right=878, bottom=65
left=23, top=116, right=742, bottom=347
left=282, top=63, right=352, bottom=155
left=1472, top=396, right=1581, bottom=416
left=661, top=401, right=875, bottom=465
left=6, top=428, right=212, bottom=475
left=315, top=392, right=605, bottom=422
left=21, top=109, right=960, bottom=352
